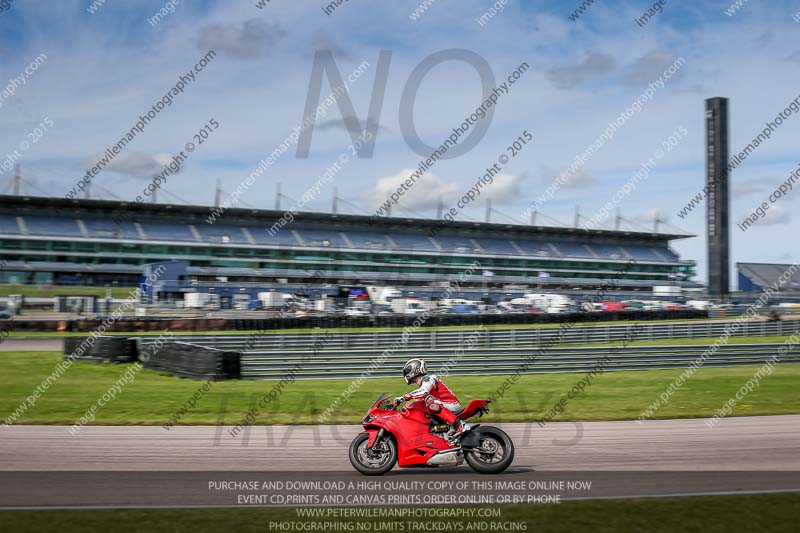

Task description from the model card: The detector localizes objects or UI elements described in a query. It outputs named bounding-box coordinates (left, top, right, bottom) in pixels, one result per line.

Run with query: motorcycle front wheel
left=464, top=426, right=514, bottom=474
left=349, top=432, right=398, bottom=476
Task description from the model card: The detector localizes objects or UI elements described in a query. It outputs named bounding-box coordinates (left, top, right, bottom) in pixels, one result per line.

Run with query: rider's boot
left=448, top=420, right=477, bottom=443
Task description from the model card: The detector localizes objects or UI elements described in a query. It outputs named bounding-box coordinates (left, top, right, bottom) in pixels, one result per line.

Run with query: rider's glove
left=393, top=396, right=406, bottom=407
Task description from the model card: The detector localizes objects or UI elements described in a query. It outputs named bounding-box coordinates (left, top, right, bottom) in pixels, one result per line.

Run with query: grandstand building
left=737, top=263, right=800, bottom=294
left=0, top=195, right=696, bottom=297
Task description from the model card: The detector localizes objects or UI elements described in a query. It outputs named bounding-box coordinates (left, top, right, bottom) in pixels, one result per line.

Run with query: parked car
left=372, top=304, right=394, bottom=315
left=601, top=301, right=631, bottom=312
left=445, top=303, right=480, bottom=314
left=343, top=307, right=370, bottom=317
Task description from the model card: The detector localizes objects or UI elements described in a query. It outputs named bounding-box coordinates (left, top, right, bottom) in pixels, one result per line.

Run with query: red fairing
left=363, top=397, right=491, bottom=468
left=365, top=399, right=450, bottom=467
left=457, top=400, right=488, bottom=420
left=352, top=392, right=516, bottom=476
left=365, top=429, right=380, bottom=448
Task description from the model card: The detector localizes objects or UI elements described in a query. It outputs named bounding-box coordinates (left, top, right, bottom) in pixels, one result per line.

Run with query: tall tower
left=705, top=97, right=730, bottom=301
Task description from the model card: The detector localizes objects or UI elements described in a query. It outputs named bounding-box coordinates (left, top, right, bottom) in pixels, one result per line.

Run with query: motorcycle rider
left=393, top=358, right=475, bottom=440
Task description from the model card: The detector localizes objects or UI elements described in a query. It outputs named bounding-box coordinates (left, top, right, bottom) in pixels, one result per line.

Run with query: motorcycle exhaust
left=426, top=449, right=464, bottom=467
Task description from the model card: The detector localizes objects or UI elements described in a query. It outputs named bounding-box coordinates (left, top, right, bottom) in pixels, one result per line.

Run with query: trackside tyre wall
left=63, top=336, right=138, bottom=363
left=138, top=340, right=240, bottom=380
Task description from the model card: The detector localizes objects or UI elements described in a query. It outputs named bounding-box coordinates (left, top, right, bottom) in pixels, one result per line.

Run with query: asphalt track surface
left=0, top=338, right=62, bottom=351
left=1, top=415, right=798, bottom=508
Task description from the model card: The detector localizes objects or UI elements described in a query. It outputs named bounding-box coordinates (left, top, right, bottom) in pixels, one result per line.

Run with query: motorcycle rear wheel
left=464, top=426, right=514, bottom=474
left=349, top=432, right=398, bottom=476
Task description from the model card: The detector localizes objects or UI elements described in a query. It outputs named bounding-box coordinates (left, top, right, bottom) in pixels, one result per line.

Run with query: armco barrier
left=12, top=310, right=708, bottom=332
left=224, top=309, right=706, bottom=330
left=138, top=341, right=240, bottom=380
left=134, top=322, right=800, bottom=381
left=63, top=336, right=137, bottom=363
left=135, top=317, right=796, bottom=353
left=235, top=343, right=800, bottom=380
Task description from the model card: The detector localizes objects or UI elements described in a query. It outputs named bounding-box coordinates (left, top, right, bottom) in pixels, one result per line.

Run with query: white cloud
left=635, top=207, right=668, bottom=223
left=733, top=177, right=770, bottom=199
left=539, top=165, right=598, bottom=189
left=624, top=49, right=683, bottom=85
left=547, top=52, right=616, bottom=90
left=362, top=170, right=522, bottom=212
left=100, top=152, right=177, bottom=179
left=317, top=117, right=387, bottom=133
left=785, top=50, right=800, bottom=63
left=362, top=170, right=458, bottom=211
left=6, top=0, right=800, bottom=282
left=751, top=204, right=790, bottom=226
left=197, top=19, right=286, bottom=60
left=481, top=173, right=523, bottom=202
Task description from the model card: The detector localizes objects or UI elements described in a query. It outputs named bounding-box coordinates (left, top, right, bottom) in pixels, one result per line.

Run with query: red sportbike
left=349, top=394, right=514, bottom=475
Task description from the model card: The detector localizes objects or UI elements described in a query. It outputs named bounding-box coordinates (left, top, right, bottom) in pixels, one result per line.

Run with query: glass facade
left=0, top=237, right=694, bottom=287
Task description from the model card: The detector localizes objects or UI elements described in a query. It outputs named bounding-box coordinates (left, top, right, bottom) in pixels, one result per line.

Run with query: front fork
left=366, top=428, right=384, bottom=449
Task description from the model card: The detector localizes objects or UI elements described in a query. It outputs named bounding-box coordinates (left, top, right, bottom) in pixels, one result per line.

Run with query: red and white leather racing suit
left=402, top=374, right=463, bottom=426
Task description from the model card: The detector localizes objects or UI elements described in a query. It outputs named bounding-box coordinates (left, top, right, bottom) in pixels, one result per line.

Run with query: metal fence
left=134, top=319, right=800, bottom=380
left=138, top=319, right=796, bottom=353
left=236, top=343, right=796, bottom=379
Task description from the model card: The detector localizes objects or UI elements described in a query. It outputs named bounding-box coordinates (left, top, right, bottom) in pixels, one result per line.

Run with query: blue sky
left=0, top=0, right=798, bottom=284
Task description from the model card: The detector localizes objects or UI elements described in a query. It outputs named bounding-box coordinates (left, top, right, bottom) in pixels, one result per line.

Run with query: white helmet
left=402, top=358, right=427, bottom=384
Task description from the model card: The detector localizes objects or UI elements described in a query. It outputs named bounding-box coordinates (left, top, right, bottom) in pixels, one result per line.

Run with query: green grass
left=2, top=351, right=799, bottom=426
left=0, top=284, right=135, bottom=299
left=1, top=494, right=798, bottom=533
